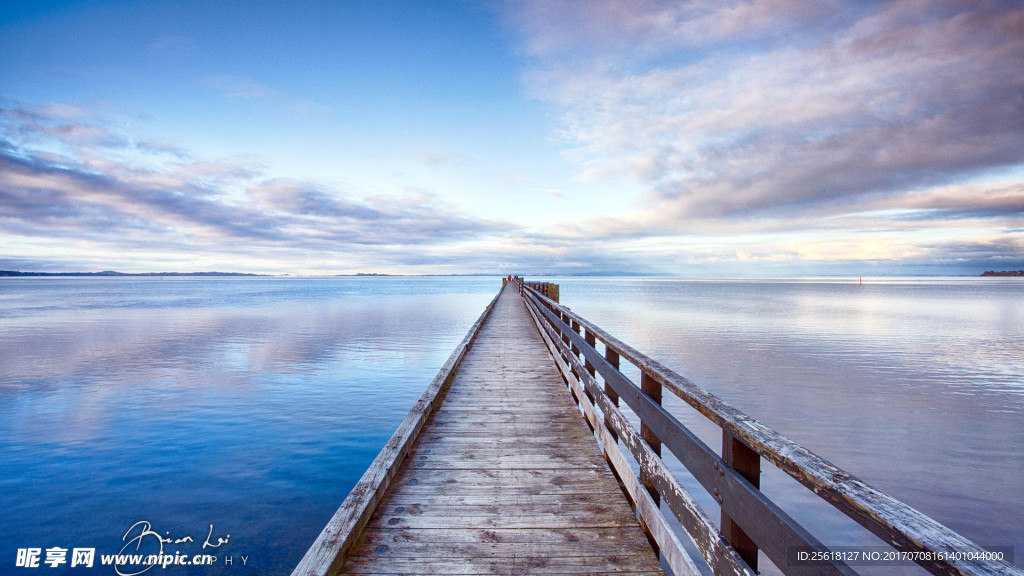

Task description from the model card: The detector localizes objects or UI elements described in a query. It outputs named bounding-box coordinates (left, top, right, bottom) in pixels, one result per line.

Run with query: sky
left=1, top=0, right=1022, bottom=276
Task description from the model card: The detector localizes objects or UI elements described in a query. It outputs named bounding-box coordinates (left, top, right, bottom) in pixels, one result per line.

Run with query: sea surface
left=0, top=276, right=1020, bottom=574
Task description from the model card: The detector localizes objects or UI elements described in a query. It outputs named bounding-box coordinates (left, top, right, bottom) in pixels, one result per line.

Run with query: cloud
left=248, top=179, right=381, bottom=219
left=405, top=147, right=471, bottom=168
left=509, top=0, right=841, bottom=61
left=149, top=35, right=198, bottom=59
left=136, top=139, right=192, bottom=159
left=507, top=0, right=1024, bottom=239
left=201, top=76, right=327, bottom=113
left=1, top=104, right=128, bottom=148
left=203, top=76, right=281, bottom=100
left=0, top=103, right=515, bottom=271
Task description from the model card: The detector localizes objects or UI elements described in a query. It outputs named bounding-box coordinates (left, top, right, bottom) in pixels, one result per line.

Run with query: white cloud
left=201, top=76, right=327, bottom=114
left=0, top=104, right=516, bottom=272
left=502, top=0, right=1024, bottom=271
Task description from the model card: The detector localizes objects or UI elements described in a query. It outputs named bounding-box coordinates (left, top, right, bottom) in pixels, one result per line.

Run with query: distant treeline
left=0, top=270, right=265, bottom=277
left=980, top=270, right=1024, bottom=277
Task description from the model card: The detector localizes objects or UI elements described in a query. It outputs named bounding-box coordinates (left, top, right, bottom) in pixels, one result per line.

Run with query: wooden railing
left=524, top=280, right=559, bottom=302
left=515, top=278, right=1019, bottom=576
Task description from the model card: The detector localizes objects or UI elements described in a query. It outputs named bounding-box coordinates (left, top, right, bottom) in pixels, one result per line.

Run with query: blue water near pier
left=0, top=276, right=1021, bottom=574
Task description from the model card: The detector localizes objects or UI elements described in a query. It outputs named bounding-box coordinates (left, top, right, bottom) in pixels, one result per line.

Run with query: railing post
left=570, top=320, right=581, bottom=357
left=584, top=330, right=596, bottom=377
left=568, top=320, right=582, bottom=382
left=638, top=369, right=663, bottom=557
left=640, top=369, right=662, bottom=506
left=581, top=328, right=596, bottom=404
left=604, top=347, right=620, bottom=442
left=722, top=431, right=760, bottom=571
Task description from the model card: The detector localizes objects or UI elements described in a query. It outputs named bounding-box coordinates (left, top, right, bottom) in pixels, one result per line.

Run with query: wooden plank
left=379, top=492, right=627, bottom=507
left=389, top=467, right=619, bottom=486
left=342, top=555, right=661, bottom=575
left=384, top=480, right=623, bottom=497
left=356, top=527, right=653, bottom=545
left=407, top=442, right=598, bottom=453
left=365, top=511, right=641, bottom=530
left=406, top=445, right=606, bottom=458
left=404, top=457, right=608, bottom=470
left=351, top=538, right=656, bottom=559
left=406, top=453, right=608, bottom=468
left=413, top=421, right=597, bottom=433
left=344, top=569, right=663, bottom=573
left=427, top=415, right=580, bottom=425
left=414, top=439, right=596, bottom=449
left=413, top=436, right=592, bottom=445
left=430, top=404, right=578, bottom=414
left=367, top=501, right=641, bottom=519
left=417, top=427, right=593, bottom=438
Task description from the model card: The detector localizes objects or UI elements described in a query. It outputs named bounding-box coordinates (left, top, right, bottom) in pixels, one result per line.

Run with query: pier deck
left=338, top=285, right=663, bottom=575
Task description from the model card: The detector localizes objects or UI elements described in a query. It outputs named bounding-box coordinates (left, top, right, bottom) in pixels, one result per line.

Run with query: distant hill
left=980, top=270, right=1024, bottom=277
left=0, top=270, right=265, bottom=277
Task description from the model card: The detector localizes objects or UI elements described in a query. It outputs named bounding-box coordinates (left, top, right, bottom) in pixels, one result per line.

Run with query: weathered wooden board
left=356, top=527, right=653, bottom=545
left=333, top=286, right=664, bottom=576
left=383, top=478, right=623, bottom=497
left=341, top=556, right=661, bottom=575
left=350, top=538, right=656, bottom=558
left=364, top=510, right=642, bottom=530
left=379, top=492, right=627, bottom=507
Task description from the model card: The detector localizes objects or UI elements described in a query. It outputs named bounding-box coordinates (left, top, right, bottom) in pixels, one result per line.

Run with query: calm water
left=1, top=276, right=1021, bottom=574
left=0, top=276, right=497, bottom=574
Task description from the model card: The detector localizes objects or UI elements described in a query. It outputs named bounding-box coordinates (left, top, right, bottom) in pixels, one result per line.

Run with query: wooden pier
left=293, top=279, right=1020, bottom=576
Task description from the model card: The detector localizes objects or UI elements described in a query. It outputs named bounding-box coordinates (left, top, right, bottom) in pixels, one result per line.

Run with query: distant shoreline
left=980, top=270, right=1024, bottom=277
left=3, top=269, right=1021, bottom=278
left=0, top=270, right=266, bottom=277
left=0, top=270, right=481, bottom=277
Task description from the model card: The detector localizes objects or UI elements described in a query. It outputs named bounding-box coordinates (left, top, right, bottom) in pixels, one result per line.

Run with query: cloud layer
left=0, top=103, right=513, bottom=272
left=2, top=2, right=1023, bottom=274
left=507, top=0, right=1024, bottom=268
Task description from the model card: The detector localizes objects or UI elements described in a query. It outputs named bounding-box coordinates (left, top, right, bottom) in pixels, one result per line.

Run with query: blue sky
left=2, top=0, right=1022, bottom=275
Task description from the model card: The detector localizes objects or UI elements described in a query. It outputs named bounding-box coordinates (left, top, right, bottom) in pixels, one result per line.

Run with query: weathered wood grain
left=341, top=555, right=661, bottom=575
left=350, top=537, right=655, bottom=558
left=356, top=526, right=654, bottom=545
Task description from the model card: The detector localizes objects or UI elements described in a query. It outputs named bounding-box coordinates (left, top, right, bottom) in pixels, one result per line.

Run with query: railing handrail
left=517, top=279, right=1018, bottom=576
